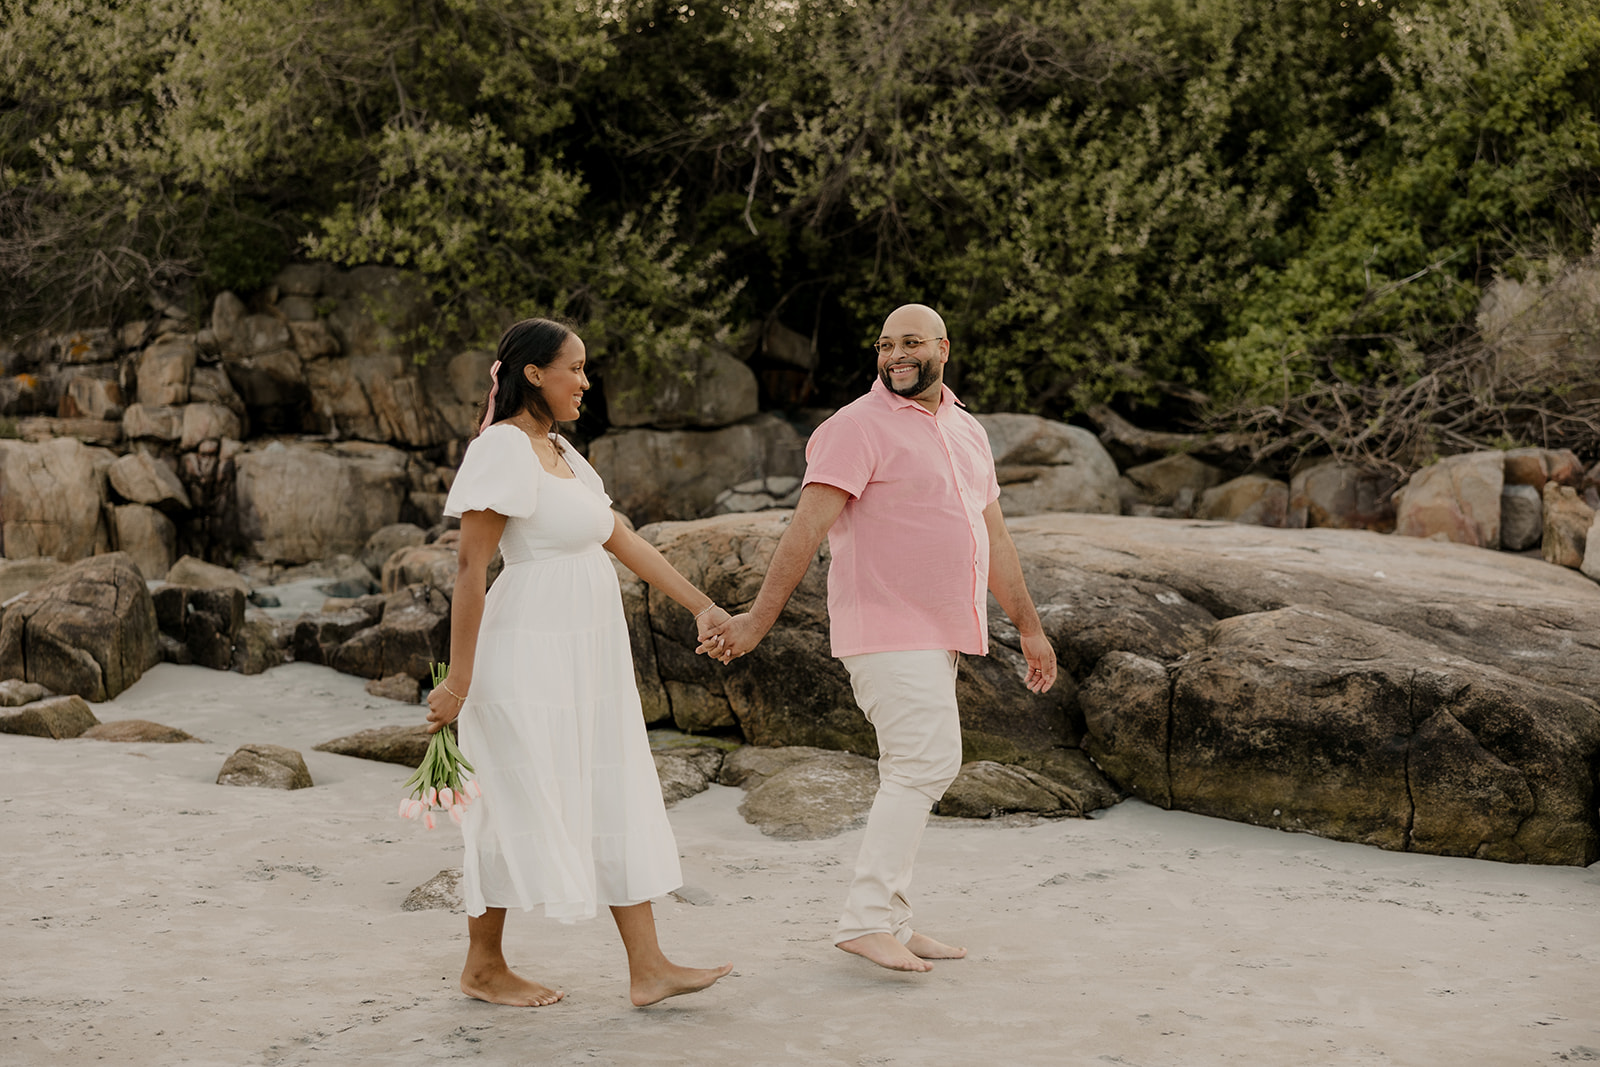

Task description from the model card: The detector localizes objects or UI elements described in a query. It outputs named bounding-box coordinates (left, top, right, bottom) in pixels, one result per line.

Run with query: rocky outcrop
left=234, top=440, right=410, bottom=563
left=0, top=552, right=159, bottom=701
left=216, top=743, right=313, bottom=790
left=152, top=585, right=245, bottom=670
left=976, top=413, right=1120, bottom=517
left=588, top=414, right=806, bottom=523
left=0, top=437, right=112, bottom=561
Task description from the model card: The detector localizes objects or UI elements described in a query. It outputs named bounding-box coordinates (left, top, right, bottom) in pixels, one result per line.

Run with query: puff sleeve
left=559, top=436, right=614, bottom=508
left=443, top=424, right=540, bottom=519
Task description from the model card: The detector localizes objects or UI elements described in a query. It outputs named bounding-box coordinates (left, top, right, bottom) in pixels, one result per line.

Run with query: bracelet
left=440, top=681, right=467, bottom=703
left=693, top=603, right=719, bottom=619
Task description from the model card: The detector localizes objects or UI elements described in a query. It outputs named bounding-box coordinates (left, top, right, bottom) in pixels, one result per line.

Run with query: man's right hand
left=698, top=612, right=767, bottom=663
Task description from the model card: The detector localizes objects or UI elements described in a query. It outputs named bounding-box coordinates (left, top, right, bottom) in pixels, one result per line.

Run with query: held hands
left=1020, top=630, right=1058, bottom=694
left=697, top=612, right=767, bottom=664
left=695, top=603, right=732, bottom=654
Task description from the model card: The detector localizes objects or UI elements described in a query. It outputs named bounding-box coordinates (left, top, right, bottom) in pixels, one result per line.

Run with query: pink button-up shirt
left=802, top=378, right=1001, bottom=658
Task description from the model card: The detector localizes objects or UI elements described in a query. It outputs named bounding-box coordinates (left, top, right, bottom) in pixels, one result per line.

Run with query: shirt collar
left=869, top=376, right=964, bottom=415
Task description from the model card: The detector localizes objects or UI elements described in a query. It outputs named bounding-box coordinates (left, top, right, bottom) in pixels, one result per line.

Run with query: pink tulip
left=449, top=804, right=465, bottom=824
left=425, top=787, right=438, bottom=807
left=423, top=810, right=436, bottom=830
left=397, top=797, right=410, bottom=818
left=439, top=787, right=454, bottom=807
left=407, top=799, right=424, bottom=820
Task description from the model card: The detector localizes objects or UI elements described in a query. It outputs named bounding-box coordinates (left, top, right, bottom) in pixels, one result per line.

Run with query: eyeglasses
left=872, top=336, right=944, bottom=357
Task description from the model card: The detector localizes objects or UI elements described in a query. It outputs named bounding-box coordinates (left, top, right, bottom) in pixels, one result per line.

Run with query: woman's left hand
left=695, top=605, right=732, bottom=659
left=426, top=681, right=467, bottom=733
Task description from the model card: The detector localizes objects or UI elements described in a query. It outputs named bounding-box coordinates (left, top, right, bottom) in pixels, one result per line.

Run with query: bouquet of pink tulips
left=398, top=663, right=482, bottom=830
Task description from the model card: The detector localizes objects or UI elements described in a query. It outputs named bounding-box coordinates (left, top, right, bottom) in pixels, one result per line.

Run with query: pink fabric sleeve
left=801, top=413, right=874, bottom=498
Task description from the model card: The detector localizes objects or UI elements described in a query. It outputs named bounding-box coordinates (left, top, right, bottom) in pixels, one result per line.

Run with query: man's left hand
left=1020, top=630, right=1058, bottom=693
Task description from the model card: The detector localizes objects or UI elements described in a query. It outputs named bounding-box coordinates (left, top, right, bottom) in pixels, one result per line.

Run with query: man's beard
left=879, top=359, right=940, bottom=398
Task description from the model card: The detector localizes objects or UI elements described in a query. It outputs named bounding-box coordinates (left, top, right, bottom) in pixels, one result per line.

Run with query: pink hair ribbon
left=479, top=359, right=502, bottom=433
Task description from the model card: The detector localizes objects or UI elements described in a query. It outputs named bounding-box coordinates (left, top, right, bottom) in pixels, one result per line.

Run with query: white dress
left=442, top=423, right=681, bottom=921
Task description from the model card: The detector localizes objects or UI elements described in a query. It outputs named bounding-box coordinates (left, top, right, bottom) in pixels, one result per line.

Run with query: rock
left=0, top=679, right=52, bottom=706
left=135, top=337, right=196, bottom=406
left=122, top=403, right=184, bottom=442
left=152, top=585, right=245, bottom=671
left=1081, top=605, right=1600, bottom=865
left=936, top=760, right=1079, bottom=818
left=402, top=868, right=462, bottom=911
left=1393, top=451, right=1505, bottom=548
left=1123, top=454, right=1224, bottom=508
left=165, top=555, right=251, bottom=594
left=1501, top=483, right=1544, bottom=552
left=233, top=614, right=289, bottom=675
left=314, top=723, right=432, bottom=766
left=288, top=320, right=340, bottom=359
left=16, top=415, right=123, bottom=446
left=436, top=349, right=497, bottom=438
left=605, top=347, right=761, bottom=429
left=188, top=365, right=246, bottom=419
left=274, top=262, right=332, bottom=297
left=1286, top=463, right=1398, bottom=533
left=954, top=637, right=1079, bottom=762
left=1541, top=483, right=1594, bottom=569
left=111, top=504, right=177, bottom=580
left=0, top=695, right=99, bottom=739
left=1014, top=747, right=1124, bottom=814
left=0, top=553, right=159, bottom=701
left=737, top=750, right=880, bottom=839
left=60, top=375, right=125, bottom=421
left=321, top=266, right=434, bottom=361
left=234, top=440, right=410, bottom=563
left=653, top=746, right=726, bottom=805
left=1196, top=475, right=1289, bottom=527
left=362, top=522, right=428, bottom=577
left=82, top=719, right=203, bottom=743
left=380, top=542, right=457, bottom=598
left=270, top=554, right=379, bottom=598
left=976, top=413, right=1121, bottom=517
left=108, top=452, right=191, bottom=510
left=216, top=743, right=313, bottom=790
left=179, top=402, right=243, bottom=450
left=365, top=673, right=421, bottom=703
left=0, top=437, right=112, bottom=562
left=54, top=328, right=116, bottom=364
left=718, top=744, right=839, bottom=788
left=588, top=414, right=806, bottom=524
left=1502, top=447, right=1585, bottom=491
left=292, top=604, right=383, bottom=666
left=329, top=583, right=450, bottom=681
left=0, top=559, right=67, bottom=605
left=1583, top=514, right=1600, bottom=582
left=666, top=680, right=736, bottom=732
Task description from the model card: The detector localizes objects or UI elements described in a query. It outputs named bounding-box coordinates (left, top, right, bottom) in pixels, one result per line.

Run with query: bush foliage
left=2, top=0, right=1596, bottom=426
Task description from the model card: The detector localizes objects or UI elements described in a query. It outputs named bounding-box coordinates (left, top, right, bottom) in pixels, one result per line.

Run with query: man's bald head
left=880, top=303, right=947, bottom=341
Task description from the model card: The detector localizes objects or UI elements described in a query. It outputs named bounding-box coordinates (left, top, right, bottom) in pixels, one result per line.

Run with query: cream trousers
left=835, top=649, right=963, bottom=945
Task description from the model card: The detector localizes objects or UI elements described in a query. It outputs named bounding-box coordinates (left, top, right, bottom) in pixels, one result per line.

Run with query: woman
left=425, top=317, right=733, bottom=1008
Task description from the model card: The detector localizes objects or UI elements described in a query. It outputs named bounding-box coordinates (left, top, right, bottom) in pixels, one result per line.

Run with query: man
left=704, top=303, right=1058, bottom=973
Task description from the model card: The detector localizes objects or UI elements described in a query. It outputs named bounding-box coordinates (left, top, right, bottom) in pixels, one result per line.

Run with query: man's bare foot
left=630, top=961, right=734, bottom=1007
left=461, top=964, right=565, bottom=1007
left=906, top=931, right=967, bottom=960
left=836, top=932, right=934, bottom=972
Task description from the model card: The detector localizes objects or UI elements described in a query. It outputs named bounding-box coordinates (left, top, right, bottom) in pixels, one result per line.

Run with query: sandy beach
left=3, top=661, right=1598, bottom=1067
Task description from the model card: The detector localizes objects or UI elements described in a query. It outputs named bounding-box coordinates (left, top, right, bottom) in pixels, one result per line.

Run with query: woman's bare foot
left=461, top=964, right=565, bottom=1007
left=629, top=961, right=734, bottom=1007
left=906, top=931, right=966, bottom=960
left=836, top=932, right=934, bottom=972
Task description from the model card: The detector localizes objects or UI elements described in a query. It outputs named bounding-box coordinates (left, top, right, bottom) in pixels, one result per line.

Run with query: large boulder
left=736, top=749, right=879, bottom=839
left=110, top=504, right=177, bottom=580
left=0, top=553, right=160, bottom=701
left=1501, top=483, right=1544, bottom=552
left=216, top=743, right=313, bottom=790
left=328, top=584, right=450, bottom=682
left=1081, top=606, right=1600, bottom=865
left=604, top=348, right=760, bottom=430
left=0, top=437, right=112, bottom=562
left=107, top=452, right=191, bottom=511
left=135, top=337, right=196, bottom=406
left=975, top=413, right=1120, bottom=517
left=314, top=723, right=433, bottom=766
left=1123, top=454, right=1224, bottom=508
left=1195, top=474, right=1288, bottom=527
left=152, top=585, right=245, bottom=671
left=1541, top=483, right=1594, bottom=569
left=234, top=440, right=410, bottom=562
left=588, top=414, right=806, bottom=524
left=1393, top=451, right=1505, bottom=548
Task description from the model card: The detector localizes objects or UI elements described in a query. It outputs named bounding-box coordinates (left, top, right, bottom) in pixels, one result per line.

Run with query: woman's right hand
left=426, top=681, right=467, bottom=733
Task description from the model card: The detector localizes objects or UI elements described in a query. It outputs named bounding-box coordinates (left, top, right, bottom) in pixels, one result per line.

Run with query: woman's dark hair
left=479, top=317, right=574, bottom=445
